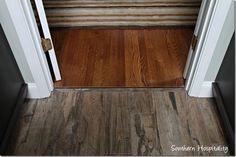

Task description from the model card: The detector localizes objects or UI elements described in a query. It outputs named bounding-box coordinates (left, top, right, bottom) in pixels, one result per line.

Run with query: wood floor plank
left=145, top=30, right=171, bottom=86
left=130, top=113, right=162, bottom=155
left=152, top=91, right=190, bottom=155
left=78, top=92, right=105, bottom=155
left=124, top=30, right=144, bottom=86
left=108, top=30, right=126, bottom=86
left=102, top=92, right=131, bottom=155
left=52, top=28, right=193, bottom=87
left=7, top=89, right=229, bottom=155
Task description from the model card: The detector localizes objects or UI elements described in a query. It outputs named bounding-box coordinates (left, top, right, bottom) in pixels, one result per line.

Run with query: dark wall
left=213, top=33, right=235, bottom=154
left=215, top=33, right=235, bottom=130
left=0, top=24, right=26, bottom=153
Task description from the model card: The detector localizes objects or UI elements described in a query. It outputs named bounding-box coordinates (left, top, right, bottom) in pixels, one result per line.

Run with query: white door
left=183, top=0, right=208, bottom=78
left=183, top=0, right=217, bottom=89
left=33, top=0, right=61, bottom=81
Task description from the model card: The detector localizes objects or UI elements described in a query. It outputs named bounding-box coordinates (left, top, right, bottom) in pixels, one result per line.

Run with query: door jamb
left=21, top=0, right=54, bottom=91
left=186, top=0, right=234, bottom=97
left=1, top=0, right=233, bottom=98
left=183, top=0, right=208, bottom=79
left=0, top=0, right=53, bottom=98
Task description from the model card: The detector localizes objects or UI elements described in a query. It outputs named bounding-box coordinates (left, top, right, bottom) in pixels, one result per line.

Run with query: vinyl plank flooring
left=52, top=28, right=193, bottom=87
left=6, top=89, right=230, bottom=156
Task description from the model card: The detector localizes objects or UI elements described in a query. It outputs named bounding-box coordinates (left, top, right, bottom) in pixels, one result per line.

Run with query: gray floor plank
left=7, top=89, right=229, bottom=156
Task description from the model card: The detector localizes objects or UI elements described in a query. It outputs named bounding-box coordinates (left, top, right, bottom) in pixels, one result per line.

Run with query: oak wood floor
left=51, top=28, right=193, bottom=87
left=7, top=89, right=229, bottom=156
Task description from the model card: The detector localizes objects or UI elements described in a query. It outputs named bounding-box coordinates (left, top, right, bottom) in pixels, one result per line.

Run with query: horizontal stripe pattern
left=38, top=0, right=201, bottom=27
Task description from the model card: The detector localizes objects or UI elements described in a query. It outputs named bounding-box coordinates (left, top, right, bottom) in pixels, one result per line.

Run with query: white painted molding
left=21, top=0, right=54, bottom=92
left=187, top=0, right=233, bottom=97
left=183, top=0, right=208, bottom=78
left=27, top=83, right=39, bottom=98
left=34, top=0, right=61, bottom=81
left=188, top=81, right=213, bottom=98
left=0, top=0, right=53, bottom=98
left=185, top=0, right=216, bottom=91
left=27, top=83, right=53, bottom=99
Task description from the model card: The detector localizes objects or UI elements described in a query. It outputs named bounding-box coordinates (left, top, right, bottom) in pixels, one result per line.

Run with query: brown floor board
left=51, top=28, right=193, bottom=87
left=6, top=89, right=229, bottom=156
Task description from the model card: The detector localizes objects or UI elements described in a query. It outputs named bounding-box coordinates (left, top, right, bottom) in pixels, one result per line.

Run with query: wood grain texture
left=34, top=0, right=201, bottom=27
left=52, top=28, right=193, bottom=87
left=6, top=89, right=229, bottom=156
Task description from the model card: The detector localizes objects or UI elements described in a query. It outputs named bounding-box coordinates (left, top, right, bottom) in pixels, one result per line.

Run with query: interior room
left=34, top=0, right=200, bottom=87
left=0, top=0, right=234, bottom=156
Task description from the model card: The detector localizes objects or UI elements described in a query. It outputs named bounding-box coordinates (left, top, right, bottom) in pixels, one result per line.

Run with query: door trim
left=21, top=0, right=54, bottom=90
left=183, top=0, right=208, bottom=78
left=185, top=0, right=234, bottom=97
left=0, top=0, right=52, bottom=98
left=0, top=0, right=233, bottom=98
left=185, top=0, right=217, bottom=94
left=20, top=0, right=54, bottom=97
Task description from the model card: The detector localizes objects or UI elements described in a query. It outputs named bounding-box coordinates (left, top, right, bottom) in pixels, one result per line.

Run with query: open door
left=183, top=0, right=216, bottom=90
left=183, top=0, right=208, bottom=78
left=33, top=0, right=61, bottom=81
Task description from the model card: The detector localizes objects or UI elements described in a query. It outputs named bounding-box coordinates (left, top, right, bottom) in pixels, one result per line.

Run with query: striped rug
left=40, top=0, right=202, bottom=27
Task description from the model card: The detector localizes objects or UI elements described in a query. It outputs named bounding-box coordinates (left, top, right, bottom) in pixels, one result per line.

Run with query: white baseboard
left=198, top=81, right=214, bottom=98
left=188, top=81, right=214, bottom=98
left=27, top=83, right=39, bottom=98
left=27, top=83, right=52, bottom=99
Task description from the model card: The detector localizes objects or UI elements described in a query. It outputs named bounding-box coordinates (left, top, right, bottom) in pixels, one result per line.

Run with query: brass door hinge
left=41, top=38, right=52, bottom=52
left=191, top=34, right=198, bottom=51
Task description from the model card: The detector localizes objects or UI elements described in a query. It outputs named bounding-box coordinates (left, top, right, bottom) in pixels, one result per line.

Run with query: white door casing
left=184, top=0, right=217, bottom=90
left=0, top=0, right=53, bottom=98
left=185, top=0, right=234, bottom=97
left=21, top=0, right=54, bottom=90
left=0, top=0, right=233, bottom=98
left=183, top=0, right=209, bottom=78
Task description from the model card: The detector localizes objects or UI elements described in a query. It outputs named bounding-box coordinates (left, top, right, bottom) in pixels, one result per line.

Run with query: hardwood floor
left=7, top=89, right=229, bottom=156
left=51, top=28, right=193, bottom=87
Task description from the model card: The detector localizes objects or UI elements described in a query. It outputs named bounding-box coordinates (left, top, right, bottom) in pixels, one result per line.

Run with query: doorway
left=52, top=28, right=193, bottom=87
left=1, top=0, right=231, bottom=98
left=33, top=0, right=201, bottom=88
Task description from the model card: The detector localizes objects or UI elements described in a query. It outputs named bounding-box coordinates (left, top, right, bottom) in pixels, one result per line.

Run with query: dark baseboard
left=0, top=83, right=27, bottom=154
left=213, top=83, right=235, bottom=155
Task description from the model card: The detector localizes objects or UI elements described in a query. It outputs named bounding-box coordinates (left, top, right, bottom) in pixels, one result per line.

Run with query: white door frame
left=0, top=0, right=233, bottom=98
left=183, top=0, right=208, bottom=79
left=0, top=0, right=53, bottom=98
left=185, top=0, right=234, bottom=97
left=21, top=0, right=54, bottom=90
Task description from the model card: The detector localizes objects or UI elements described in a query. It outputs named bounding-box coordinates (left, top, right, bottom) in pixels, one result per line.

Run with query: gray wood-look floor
left=7, top=89, right=229, bottom=156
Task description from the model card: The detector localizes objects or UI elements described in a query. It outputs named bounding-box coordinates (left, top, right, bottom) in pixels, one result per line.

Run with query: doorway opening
left=34, top=0, right=201, bottom=88
left=52, top=28, right=193, bottom=87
